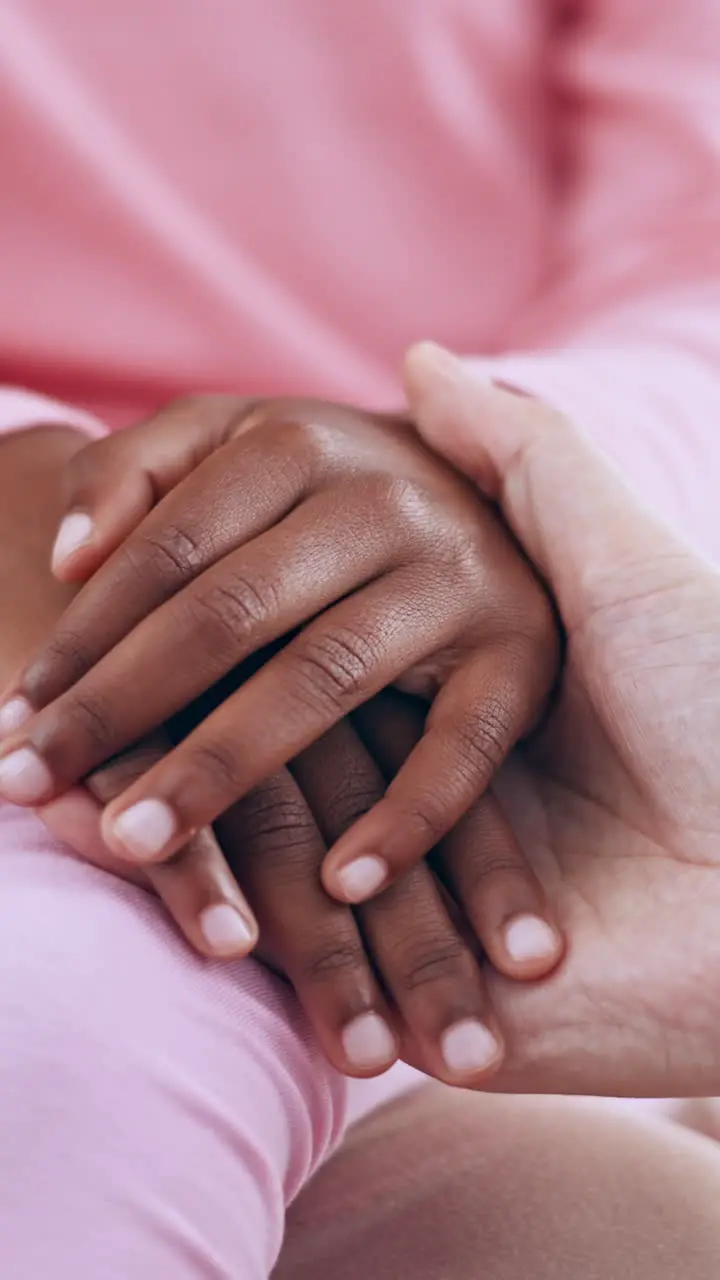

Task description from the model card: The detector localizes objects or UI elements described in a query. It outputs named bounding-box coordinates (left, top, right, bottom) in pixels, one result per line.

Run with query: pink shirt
left=2, top=0, right=720, bottom=555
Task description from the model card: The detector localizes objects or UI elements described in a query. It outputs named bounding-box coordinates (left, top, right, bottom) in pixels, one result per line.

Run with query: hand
left=0, top=396, right=558, bottom=915
left=0, top=424, right=260, bottom=961
left=0, top=417, right=555, bottom=1082
left=216, top=692, right=518, bottom=1087
left=407, top=343, right=720, bottom=1097
left=42, top=686, right=555, bottom=1088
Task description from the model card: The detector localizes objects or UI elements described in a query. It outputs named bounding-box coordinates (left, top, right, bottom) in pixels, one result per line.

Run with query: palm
left=488, top=560, right=720, bottom=1097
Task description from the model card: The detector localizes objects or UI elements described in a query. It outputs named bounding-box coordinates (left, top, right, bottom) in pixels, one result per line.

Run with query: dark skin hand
left=0, top=416, right=562, bottom=1086
left=0, top=396, right=560, bottom=918
left=42, top=675, right=544, bottom=1086
left=72, top=691, right=515, bottom=1085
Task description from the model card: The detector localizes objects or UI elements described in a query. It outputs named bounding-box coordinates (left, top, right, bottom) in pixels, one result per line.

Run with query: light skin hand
left=407, top=342, right=720, bottom=1099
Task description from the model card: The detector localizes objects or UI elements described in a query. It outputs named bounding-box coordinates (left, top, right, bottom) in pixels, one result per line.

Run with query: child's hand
left=0, top=395, right=558, bottom=913
left=45, top=689, right=553, bottom=1088
left=0, top=417, right=561, bottom=1087
left=39, top=733, right=262, bottom=960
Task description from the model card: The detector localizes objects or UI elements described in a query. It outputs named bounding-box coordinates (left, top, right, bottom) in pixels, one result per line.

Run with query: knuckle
left=301, top=936, right=368, bottom=985
left=25, top=631, right=94, bottom=700
left=395, top=794, right=451, bottom=847
left=239, top=787, right=320, bottom=865
left=187, top=739, right=245, bottom=796
left=190, top=574, right=274, bottom=650
left=129, top=525, right=205, bottom=583
left=291, top=628, right=380, bottom=713
left=376, top=475, right=439, bottom=549
left=377, top=475, right=475, bottom=567
left=319, top=783, right=381, bottom=837
left=278, top=416, right=332, bottom=460
left=59, top=688, right=115, bottom=758
left=452, top=704, right=514, bottom=782
left=394, top=936, right=468, bottom=993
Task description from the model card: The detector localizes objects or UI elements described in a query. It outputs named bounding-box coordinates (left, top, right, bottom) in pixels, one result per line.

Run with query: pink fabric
left=0, top=802, right=418, bottom=1276
left=1, top=0, right=720, bottom=554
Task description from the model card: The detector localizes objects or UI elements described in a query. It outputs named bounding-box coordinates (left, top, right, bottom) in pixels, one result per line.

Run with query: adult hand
left=406, top=342, right=720, bottom=1098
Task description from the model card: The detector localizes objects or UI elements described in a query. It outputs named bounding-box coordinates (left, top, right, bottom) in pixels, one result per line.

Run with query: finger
left=50, top=397, right=251, bottom=582
left=353, top=691, right=562, bottom=980
left=144, top=832, right=258, bottom=960
left=41, top=778, right=259, bottom=957
left=321, top=641, right=549, bottom=902
left=292, top=718, right=502, bottom=1085
left=79, top=738, right=258, bottom=958
left=86, top=566, right=469, bottom=864
left=20, top=400, right=400, bottom=712
left=2, top=405, right=425, bottom=729
left=0, top=498, right=419, bottom=802
left=435, top=792, right=563, bottom=981
left=215, top=766, right=398, bottom=1078
left=359, top=864, right=504, bottom=1085
left=405, top=342, right=690, bottom=633
left=6, top=418, right=304, bottom=719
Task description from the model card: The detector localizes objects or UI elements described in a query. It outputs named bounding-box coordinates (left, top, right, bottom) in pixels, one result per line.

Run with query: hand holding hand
left=407, top=343, right=720, bottom=1097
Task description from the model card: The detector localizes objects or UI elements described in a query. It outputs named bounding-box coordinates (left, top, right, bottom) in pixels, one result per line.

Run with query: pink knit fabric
left=0, top=802, right=423, bottom=1275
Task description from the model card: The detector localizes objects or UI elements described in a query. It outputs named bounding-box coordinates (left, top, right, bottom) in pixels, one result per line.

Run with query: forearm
left=0, top=427, right=87, bottom=686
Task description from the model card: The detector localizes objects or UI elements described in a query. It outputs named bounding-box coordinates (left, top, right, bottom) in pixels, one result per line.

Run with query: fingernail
left=336, top=855, right=388, bottom=903
left=200, top=903, right=255, bottom=956
left=342, top=1013, right=397, bottom=1070
left=51, top=512, right=94, bottom=571
left=0, top=697, right=33, bottom=737
left=504, top=915, right=560, bottom=965
left=441, top=1019, right=500, bottom=1076
left=109, top=798, right=177, bottom=861
left=0, top=747, right=53, bottom=804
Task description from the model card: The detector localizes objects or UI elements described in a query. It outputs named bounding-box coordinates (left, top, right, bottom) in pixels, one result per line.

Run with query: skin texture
left=404, top=343, right=720, bottom=1098
left=0, top=420, right=562, bottom=1087
left=0, top=397, right=558, bottom=911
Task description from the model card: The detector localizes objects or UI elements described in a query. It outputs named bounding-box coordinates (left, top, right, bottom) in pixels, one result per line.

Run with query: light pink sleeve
left=0, top=387, right=107, bottom=439
left=468, top=0, right=720, bottom=560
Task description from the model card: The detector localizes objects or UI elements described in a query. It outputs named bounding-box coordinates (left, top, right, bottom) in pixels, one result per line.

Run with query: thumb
left=404, top=342, right=693, bottom=633
left=50, top=397, right=253, bottom=582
